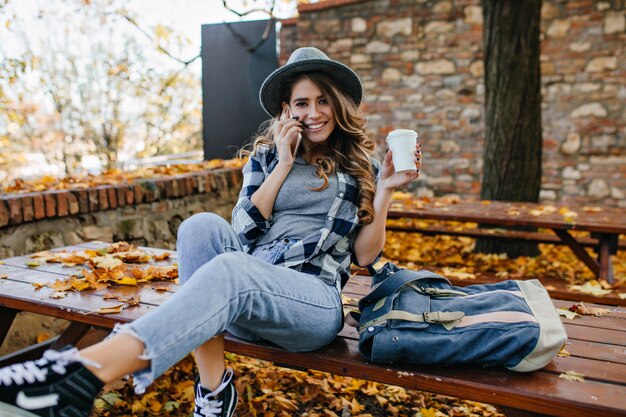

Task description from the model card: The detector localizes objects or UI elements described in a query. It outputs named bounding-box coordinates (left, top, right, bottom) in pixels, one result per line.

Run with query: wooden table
left=1, top=242, right=625, bottom=416
left=387, top=198, right=626, bottom=284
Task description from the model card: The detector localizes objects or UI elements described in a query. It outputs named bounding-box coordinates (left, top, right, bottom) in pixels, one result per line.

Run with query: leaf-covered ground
left=91, top=353, right=503, bottom=417
left=88, top=229, right=625, bottom=417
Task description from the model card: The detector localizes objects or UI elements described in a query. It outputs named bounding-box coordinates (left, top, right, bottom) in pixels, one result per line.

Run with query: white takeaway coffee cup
left=386, top=129, right=419, bottom=173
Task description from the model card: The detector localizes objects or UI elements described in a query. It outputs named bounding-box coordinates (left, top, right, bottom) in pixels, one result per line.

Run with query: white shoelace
left=0, top=347, right=102, bottom=386
left=194, top=369, right=234, bottom=417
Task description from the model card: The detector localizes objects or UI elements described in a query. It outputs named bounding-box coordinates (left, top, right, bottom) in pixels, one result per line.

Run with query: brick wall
left=0, top=169, right=242, bottom=257
left=280, top=0, right=625, bottom=207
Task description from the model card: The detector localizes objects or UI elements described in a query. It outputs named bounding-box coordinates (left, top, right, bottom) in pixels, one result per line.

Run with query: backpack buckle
left=423, top=311, right=465, bottom=330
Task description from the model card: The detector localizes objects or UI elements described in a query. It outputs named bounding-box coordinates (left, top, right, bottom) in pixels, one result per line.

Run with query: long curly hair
left=240, top=72, right=377, bottom=225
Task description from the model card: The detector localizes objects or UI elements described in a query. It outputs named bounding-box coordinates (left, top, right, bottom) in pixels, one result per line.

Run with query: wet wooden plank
left=542, top=355, right=626, bottom=385
left=0, top=260, right=177, bottom=306
left=387, top=199, right=626, bottom=234
left=0, top=279, right=156, bottom=328
left=564, top=339, right=626, bottom=365
left=224, top=334, right=626, bottom=417
left=387, top=224, right=626, bottom=249
left=564, top=324, right=626, bottom=346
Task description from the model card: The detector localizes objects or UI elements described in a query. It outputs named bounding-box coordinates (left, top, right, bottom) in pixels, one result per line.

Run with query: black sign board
left=201, top=20, right=277, bottom=159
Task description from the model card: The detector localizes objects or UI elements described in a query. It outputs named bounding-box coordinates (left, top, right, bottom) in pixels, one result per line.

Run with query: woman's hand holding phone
left=274, top=104, right=303, bottom=166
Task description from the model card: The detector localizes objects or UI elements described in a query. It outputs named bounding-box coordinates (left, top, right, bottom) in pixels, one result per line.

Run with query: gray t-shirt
left=255, top=156, right=338, bottom=246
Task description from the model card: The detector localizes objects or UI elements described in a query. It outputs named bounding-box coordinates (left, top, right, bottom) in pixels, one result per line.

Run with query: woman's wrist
left=275, top=159, right=294, bottom=172
left=377, top=178, right=396, bottom=195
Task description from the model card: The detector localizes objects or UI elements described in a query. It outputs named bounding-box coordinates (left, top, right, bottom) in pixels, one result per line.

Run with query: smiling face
left=288, top=78, right=336, bottom=149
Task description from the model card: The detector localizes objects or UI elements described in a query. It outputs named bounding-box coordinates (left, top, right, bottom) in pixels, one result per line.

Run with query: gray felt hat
left=259, top=47, right=363, bottom=117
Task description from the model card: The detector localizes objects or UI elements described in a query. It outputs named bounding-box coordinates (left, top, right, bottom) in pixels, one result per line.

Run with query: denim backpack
left=347, top=262, right=567, bottom=372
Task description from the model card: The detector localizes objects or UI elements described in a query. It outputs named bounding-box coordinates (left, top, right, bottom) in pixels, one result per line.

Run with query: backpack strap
left=358, top=310, right=465, bottom=332
left=358, top=269, right=449, bottom=310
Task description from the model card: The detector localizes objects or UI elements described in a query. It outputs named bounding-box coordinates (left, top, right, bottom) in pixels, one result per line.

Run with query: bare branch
left=221, top=0, right=276, bottom=18
left=108, top=12, right=200, bottom=67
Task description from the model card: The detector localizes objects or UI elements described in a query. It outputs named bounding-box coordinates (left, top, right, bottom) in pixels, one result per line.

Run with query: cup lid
left=386, top=129, right=418, bottom=141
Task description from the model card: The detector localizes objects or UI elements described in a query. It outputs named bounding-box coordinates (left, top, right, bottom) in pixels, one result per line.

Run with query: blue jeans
left=110, top=213, right=343, bottom=393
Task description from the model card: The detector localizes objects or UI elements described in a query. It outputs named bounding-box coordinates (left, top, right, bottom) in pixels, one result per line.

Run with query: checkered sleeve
left=231, top=149, right=272, bottom=246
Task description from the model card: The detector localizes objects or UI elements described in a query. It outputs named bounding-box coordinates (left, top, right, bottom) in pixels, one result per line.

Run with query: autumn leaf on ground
left=91, top=256, right=123, bottom=270
left=557, top=308, right=579, bottom=320
left=420, top=407, right=439, bottom=417
left=114, top=276, right=137, bottom=286
left=114, top=250, right=151, bottom=263
left=50, top=291, right=68, bottom=299
left=441, top=267, right=475, bottom=280
left=25, top=259, right=43, bottom=267
left=557, top=347, right=570, bottom=357
left=559, top=371, right=585, bottom=382
left=529, top=205, right=557, bottom=216
left=0, top=274, right=7, bottom=279
left=48, top=278, right=73, bottom=291
left=341, top=295, right=358, bottom=305
left=274, top=396, right=298, bottom=411
left=71, top=278, right=91, bottom=291
left=568, top=302, right=611, bottom=317
left=562, top=211, right=578, bottom=223
left=92, top=303, right=125, bottom=315
left=619, top=293, right=626, bottom=300
left=391, top=191, right=413, bottom=200
left=107, top=241, right=133, bottom=253
left=152, top=252, right=171, bottom=261
left=569, top=281, right=612, bottom=296
left=103, top=294, right=140, bottom=308
left=37, top=332, right=51, bottom=343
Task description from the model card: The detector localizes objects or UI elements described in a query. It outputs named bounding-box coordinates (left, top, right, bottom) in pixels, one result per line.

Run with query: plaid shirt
left=232, top=145, right=381, bottom=288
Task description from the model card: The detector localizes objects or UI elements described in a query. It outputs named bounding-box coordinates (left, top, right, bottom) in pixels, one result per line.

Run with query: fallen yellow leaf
left=114, top=276, right=137, bottom=286
left=441, top=267, right=475, bottom=280
left=559, top=370, right=585, bottom=382
left=92, top=256, right=123, bottom=270
left=37, top=332, right=51, bottom=343
left=94, top=304, right=125, bottom=315
left=557, top=348, right=570, bottom=357
left=557, top=308, right=579, bottom=320
left=569, top=281, right=612, bottom=296
left=50, top=291, right=68, bottom=299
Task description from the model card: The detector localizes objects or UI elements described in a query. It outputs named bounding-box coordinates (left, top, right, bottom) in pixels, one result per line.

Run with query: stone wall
left=280, top=0, right=625, bottom=207
left=0, top=169, right=242, bottom=257
left=0, top=169, right=242, bottom=355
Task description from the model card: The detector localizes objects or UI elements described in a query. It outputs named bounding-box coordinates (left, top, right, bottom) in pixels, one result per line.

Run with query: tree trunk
left=475, top=0, right=543, bottom=258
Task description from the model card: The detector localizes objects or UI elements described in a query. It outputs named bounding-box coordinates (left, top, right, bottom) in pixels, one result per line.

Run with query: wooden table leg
left=51, top=322, right=92, bottom=350
left=0, top=306, right=18, bottom=347
left=598, top=234, right=616, bottom=285
left=0, top=321, right=92, bottom=367
left=553, top=229, right=599, bottom=276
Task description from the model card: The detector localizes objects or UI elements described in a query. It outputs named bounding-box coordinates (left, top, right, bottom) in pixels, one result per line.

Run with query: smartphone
left=283, top=104, right=302, bottom=157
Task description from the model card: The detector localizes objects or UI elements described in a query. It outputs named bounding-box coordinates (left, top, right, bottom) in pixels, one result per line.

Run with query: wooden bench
left=387, top=198, right=626, bottom=284
left=1, top=242, right=625, bottom=417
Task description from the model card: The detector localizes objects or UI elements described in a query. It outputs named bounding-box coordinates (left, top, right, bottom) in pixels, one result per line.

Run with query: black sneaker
left=0, top=346, right=104, bottom=417
left=193, top=368, right=238, bottom=417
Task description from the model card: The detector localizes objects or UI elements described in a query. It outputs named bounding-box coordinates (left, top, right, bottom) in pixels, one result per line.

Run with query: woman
left=0, top=47, right=421, bottom=417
